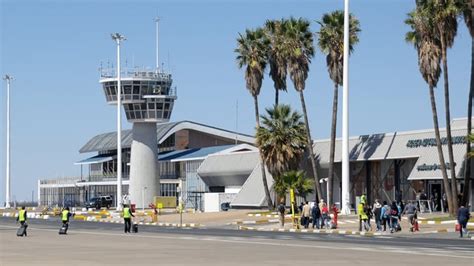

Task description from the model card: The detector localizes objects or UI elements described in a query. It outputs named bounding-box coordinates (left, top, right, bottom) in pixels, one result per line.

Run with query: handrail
left=99, top=66, right=172, bottom=80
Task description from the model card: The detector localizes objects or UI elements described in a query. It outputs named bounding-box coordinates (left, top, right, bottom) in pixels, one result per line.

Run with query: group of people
left=358, top=195, right=419, bottom=233
left=278, top=199, right=337, bottom=229
left=16, top=204, right=137, bottom=236
left=16, top=206, right=72, bottom=236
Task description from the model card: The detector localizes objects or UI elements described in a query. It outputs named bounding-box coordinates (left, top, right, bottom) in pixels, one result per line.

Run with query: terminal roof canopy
left=313, top=119, right=470, bottom=180
left=74, top=154, right=116, bottom=165
left=79, top=120, right=255, bottom=153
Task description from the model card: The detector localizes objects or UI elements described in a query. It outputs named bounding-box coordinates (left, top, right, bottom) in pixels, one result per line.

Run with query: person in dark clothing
left=457, top=205, right=471, bottom=238
left=278, top=200, right=286, bottom=228
left=311, top=203, right=321, bottom=229
left=390, top=201, right=399, bottom=233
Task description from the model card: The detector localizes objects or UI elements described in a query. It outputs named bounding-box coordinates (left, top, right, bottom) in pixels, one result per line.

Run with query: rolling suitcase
left=59, top=223, right=68, bottom=235
left=132, top=223, right=138, bottom=233
left=16, top=224, right=27, bottom=237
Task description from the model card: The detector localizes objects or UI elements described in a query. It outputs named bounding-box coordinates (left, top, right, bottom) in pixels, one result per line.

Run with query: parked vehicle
left=86, top=196, right=113, bottom=210
left=221, top=202, right=230, bottom=211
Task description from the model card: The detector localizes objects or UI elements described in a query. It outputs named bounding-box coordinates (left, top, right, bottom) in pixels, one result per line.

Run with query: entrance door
left=429, top=183, right=442, bottom=211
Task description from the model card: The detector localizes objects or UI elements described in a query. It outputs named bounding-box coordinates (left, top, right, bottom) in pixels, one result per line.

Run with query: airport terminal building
left=38, top=118, right=472, bottom=211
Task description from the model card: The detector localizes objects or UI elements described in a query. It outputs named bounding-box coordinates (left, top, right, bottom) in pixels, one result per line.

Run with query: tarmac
left=1, top=216, right=473, bottom=266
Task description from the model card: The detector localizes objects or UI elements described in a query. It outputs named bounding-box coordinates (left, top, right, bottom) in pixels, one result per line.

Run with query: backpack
left=390, top=209, right=398, bottom=216
left=383, top=207, right=391, bottom=218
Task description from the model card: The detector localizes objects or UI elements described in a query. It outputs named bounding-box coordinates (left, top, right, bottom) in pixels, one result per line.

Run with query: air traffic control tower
left=99, top=67, right=177, bottom=208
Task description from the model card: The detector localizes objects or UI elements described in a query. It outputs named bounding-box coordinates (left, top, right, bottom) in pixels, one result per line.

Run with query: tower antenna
left=155, top=17, right=160, bottom=72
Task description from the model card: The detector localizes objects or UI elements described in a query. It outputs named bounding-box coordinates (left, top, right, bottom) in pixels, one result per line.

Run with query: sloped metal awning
left=74, top=154, right=116, bottom=165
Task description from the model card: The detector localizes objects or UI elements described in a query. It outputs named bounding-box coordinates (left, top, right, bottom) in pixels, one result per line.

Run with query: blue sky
left=0, top=0, right=471, bottom=201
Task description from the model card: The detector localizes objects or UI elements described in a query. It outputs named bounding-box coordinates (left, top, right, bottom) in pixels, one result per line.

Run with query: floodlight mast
left=3, top=75, right=12, bottom=208
left=111, top=33, right=126, bottom=211
left=341, top=0, right=351, bottom=215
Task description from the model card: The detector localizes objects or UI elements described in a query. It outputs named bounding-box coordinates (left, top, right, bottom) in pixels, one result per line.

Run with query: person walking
left=123, top=204, right=135, bottom=233
left=321, top=203, right=330, bottom=229
left=278, top=200, right=286, bottom=228
left=380, top=201, right=391, bottom=232
left=457, top=205, right=471, bottom=238
left=402, top=201, right=418, bottom=232
left=311, top=202, right=321, bottom=229
left=301, top=201, right=311, bottom=229
left=357, top=197, right=368, bottom=231
left=61, top=207, right=72, bottom=234
left=372, top=199, right=382, bottom=231
left=390, top=201, right=400, bottom=233
left=16, top=206, right=27, bottom=237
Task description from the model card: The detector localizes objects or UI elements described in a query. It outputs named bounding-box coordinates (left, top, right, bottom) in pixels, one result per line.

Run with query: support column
left=365, top=161, right=372, bottom=205
left=394, top=160, right=401, bottom=203
left=129, top=122, right=159, bottom=209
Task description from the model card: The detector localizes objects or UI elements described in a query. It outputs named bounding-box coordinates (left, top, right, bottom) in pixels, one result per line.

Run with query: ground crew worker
left=17, top=206, right=27, bottom=236
left=62, top=207, right=72, bottom=226
left=358, top=199, right=368, bottom=231
left=123, top=204, right=135, bottom=233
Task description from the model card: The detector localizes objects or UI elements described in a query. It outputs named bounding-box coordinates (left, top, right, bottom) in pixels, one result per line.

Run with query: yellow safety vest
left=358, top=203, right=368, bottom=220
left=62, top=210, right=69, bottom=221
left=123, top=207, right=131, bottom=219
left=19, top=210, right=26, bottom=222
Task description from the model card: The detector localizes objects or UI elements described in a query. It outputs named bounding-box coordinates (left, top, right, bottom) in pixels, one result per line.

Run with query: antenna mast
left=155, top=17, right=160, bottom=72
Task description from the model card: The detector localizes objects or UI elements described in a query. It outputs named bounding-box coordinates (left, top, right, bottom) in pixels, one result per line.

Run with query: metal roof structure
left=74, top=154, right=116, bottom=165
left=197, top=151, right=261, bottom=188
left=79, top=120, right=255, bottom=153
left=158, top=145, right=234, bottom=162
left=313, top=120, right=469, bottom=180
left=230, top=162, right=274, bottom=208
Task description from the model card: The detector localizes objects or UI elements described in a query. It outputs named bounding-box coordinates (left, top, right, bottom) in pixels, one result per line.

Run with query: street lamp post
left=3, top=75, right=12, bottom=208
left=341, top=0, right=351, bottom=215
left=142, top=186, right=147, bottom=211
left=320, top=178, right=329, bottom=205
left=111, top=33, right=126, bottom=211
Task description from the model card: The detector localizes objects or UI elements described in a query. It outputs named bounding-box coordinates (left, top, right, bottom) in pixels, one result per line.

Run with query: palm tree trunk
left=429, top=85, right=454, bottom=215
left=298, top=91, right=322, bottom=202
left=275, top=89, right=279, bottom=106
left=328, top=83, right=339, bottom=207
left=254, top=95, right=273, bottom=210
left=463, top=37, right=473, bottom=206
left=440, top=33, right=458, bottom=215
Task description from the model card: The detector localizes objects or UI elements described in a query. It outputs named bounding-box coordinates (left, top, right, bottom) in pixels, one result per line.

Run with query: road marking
left=1, top=224, right=472, bottom=260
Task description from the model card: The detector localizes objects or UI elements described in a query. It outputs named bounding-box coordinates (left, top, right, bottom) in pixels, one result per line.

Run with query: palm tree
left=284, top=17, right=323, bottom=201
left=264, top=19, right=288, bottom=106
left=461, top=0, right=473, bottom=206
left=405, top=8, right=454, bottom=215
left=317, top=11, right=361, bottom=207
left=417, top=0, right=462, bottom=213
left=275, top=170, right=315, bottom=202
left=256, top=104, right=307, bottom=180
left=235, top=28, right=273, bottom=209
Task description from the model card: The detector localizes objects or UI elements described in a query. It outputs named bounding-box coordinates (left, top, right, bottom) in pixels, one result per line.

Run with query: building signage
left=406, top=136, right=466, bottom=148
left=417, top=162, right=456, bottom=172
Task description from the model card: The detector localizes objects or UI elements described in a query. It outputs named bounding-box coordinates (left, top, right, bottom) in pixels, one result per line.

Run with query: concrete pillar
left=365, top=161, right=371, bottom=205
left=129, top=122, right=159, bottom=208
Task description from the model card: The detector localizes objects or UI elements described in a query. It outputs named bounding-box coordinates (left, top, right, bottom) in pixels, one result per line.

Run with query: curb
left=239, top=226, right=474, bottom=239
left=238, top=226, right=378, bottom=237
left=231, top=219, right=285, bottom=225
left=96, top=219, right=201, bottom=228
